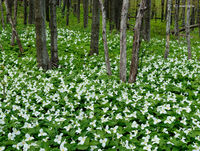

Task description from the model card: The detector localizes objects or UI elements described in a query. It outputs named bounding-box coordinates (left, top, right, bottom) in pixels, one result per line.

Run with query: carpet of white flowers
left=0, top=28, right=200, bottom=151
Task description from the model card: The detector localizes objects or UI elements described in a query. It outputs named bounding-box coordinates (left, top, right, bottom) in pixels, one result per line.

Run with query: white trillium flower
left=78, top=136, right=87, bottom=145
left=100, top=138, right=107, bottom=147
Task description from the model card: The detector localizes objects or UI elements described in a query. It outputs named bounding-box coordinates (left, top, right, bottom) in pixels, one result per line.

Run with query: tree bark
left=0, top=0, right=5, bottom=29
left=77, top=0, right=80, bottom=23
left=28, top=0, right=35, bottom=24
left=174, top=0, right=180, bottom=37
left=6, top=0, right=13, bottom=24
left=143, top=0, right=151, bottom=41
left=99, top=0, right=112, bottom=76
left=164, top=0, right=172, bottom=59
left=83, top=0, right=89, bottom=28
left=161, top=0, right=165, bottom=21
left=46, top=0, right=50, bottom=22
left=23, top=0, right=27, bottom=25
left=35, top=0, right=51, bottom=70
left=186, top=0, right=192, bottom=59
left=181, top=0, right=186, bottom=26
left=62, top=0, right=66, bottom=17
left=128, top=0, right=146, bottom=83
left=5, top=0, right=23, bottom=53
left=89, top=0, right=100, bottom=55
left=120, top=0, right=129, bottom=82
left=66, top=0, right=71, bottom=26
left=50, top=0, right=59, bottom=68
left=11, top=0, right=18, bottom=46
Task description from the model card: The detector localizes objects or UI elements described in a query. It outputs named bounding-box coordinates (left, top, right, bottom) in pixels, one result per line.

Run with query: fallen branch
left=171, top=24, right=199, bottom=34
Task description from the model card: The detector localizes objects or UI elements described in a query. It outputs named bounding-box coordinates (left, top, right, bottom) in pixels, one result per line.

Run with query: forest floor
left=0, top=22, right=200, bottom=150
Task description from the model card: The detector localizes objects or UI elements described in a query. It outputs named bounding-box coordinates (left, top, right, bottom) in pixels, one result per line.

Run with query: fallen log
left=171, top=24, right=199, bottom=34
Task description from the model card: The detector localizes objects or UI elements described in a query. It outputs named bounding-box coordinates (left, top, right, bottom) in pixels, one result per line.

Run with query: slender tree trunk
left=165, top=0, right=168, bottom=19
left=62, top=0, right=66, bottom=17
left=161, top=0, right=165, bottom=21
left=143, top=0, right=151, bottom=41
left=99, top=0, right=112, bottom=75
left=23, top=0, right=27, bottom=25
left=6, top=0, right=13, bottom=24
left=109, top=0, right=115, bottom=31
left=128, top=0, right=146, bottom=83
left=0, top=0, right=5, bottom=29
left=197, top=0, right=200, bottom=37
left=174, top=0, right=180, bottom=38
left=46, top=0, right=50, bottom=22
left=50, top=0, right=58, bottom=68
left=186, top=0, right=192, bottom=59
left=83, top=0, right=89, bottom=28
left=35, top=0, right=51, bottom=70
left=66, top=0, right=71, bottom=26
left=120, top=0, right=129, bottom=82
left=115, top=0, right=122, bottom=30
left=11, top=0, right=18, bottom=46
left=190, top=0, right=195, bottom=25
left=89, top=0, right=100, bottom=55
left=5, top=0, right=23, bottom=53
left=164, top=0, right=172, bottom=59
left=28, top=0, right=34, bottom=24
left=77, top=0, right=80, bottom=23
left=181, top=0, right=186, bottom=26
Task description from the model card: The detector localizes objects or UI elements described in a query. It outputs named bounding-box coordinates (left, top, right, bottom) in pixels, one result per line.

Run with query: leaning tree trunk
left=28, top=0, right=35, bottom=24
left=50, top=0, right=59, bottom=68
left=143, top=0, right=151, bottom=41
left=89, top=0, right=100, bottom=55
left=128, top=0, right=146, bottom=83
left=83, top=0, right=89, bottom=28
left=120, top=0, right=129, bottom=82
left=11, top=0, right=18, bottom=46
left=181, top=0, right=186, bottom=26
left=23, top=0, right=27, bottom=25
left=164, top=0, right=172, bottom=59
left=0, top=0, right=5, bottom=29
left=186, top=0, right=192, bottom=59
left=35, top=0, right=51, bottom=70
left=5, top=0, right=23, bottom=53
left=174, top=0, right=180, bottom=38
left=99, top=0, right=112, bottom=75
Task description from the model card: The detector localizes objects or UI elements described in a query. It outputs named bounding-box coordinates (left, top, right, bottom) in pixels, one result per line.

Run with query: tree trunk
left=143, top=0, right=151, bottom=41
left=0, top=0, right=5, bottom=29
left=181, top=0, right=186, bottom=26
left=190, top=0, right=195, bottom=25
left=5, top=0, right=23, bottom=53
left=35, top=0, right=51, bottom=70
left=186, top=0, right=192, bottom=59
left=109, top=0, right=115, bottom=31
left=128, top=0, right=146, bottom=83
left=164, top=0, right=172, bottom=59
left=6, top=0, right=13, bottom=24
left=161, top=0, right=165, bottom=21
left=197, top=0, right=200, bottom=37
left=62, top=0, right=66, bottom=17
left=50, top=0, right=59, bottom=68
left=28, top=0, right=35, bottom=24
left=66, top=0, right=71, bottom=26
left=46, top=0, right=50, bottom=22
left=11, top=0, right=18, bottom=46
left=23, top=0, right=27, bottom=25
left=77, top=0, right=80, bottom=23
left=115, top=0, right=123, bottom=30
left=83, top=0, right=89, bottom=28
left=174, top=0, right=180, bottom=37
left=120, top=0, right=129, bottom=82
left=99, top=0, right=112, bottom=76
left=89, top=0, right=100, bottom=55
